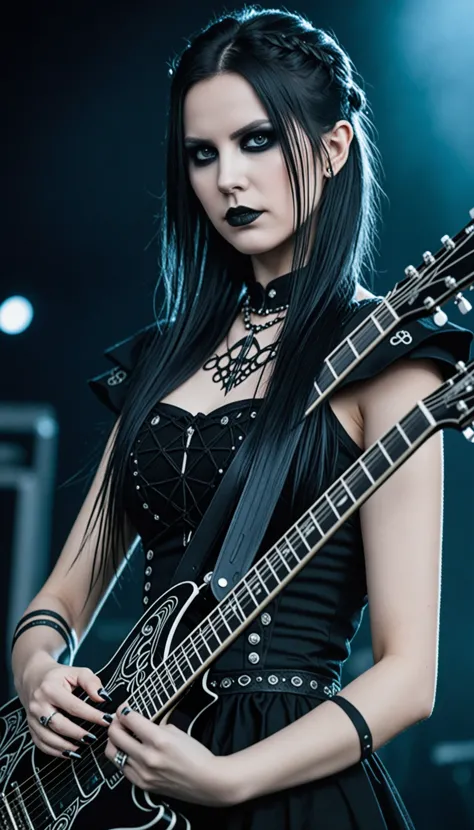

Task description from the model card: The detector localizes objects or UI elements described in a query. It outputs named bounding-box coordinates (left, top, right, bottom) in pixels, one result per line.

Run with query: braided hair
left=79, top=7, right=384, bottom=593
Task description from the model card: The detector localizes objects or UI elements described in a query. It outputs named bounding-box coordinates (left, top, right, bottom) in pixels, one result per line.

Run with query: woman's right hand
left=17, top=651, right=113, bottom=757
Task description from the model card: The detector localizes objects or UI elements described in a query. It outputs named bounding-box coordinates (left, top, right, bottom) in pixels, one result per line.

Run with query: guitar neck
left=128, top=397, right=436, bottom=720
left=311, top=298, right=398, bottom=403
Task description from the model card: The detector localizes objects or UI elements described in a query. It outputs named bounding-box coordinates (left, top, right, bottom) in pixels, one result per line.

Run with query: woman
left=10, top=6, right=472, bottom=829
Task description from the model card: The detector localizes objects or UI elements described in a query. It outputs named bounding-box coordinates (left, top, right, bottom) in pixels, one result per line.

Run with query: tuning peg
left=469, top=207, right=474, bottom=220
left=422, top=251, right=435, bottom=265
left=454, top=292, right=473, bottom=315
left=433, top=307, right=448, bottom=327
left=441, top=234, right=455, bottom=251
left=404, top=265, right=420, bottom=278
left=462, top=424, right=474, bottom=443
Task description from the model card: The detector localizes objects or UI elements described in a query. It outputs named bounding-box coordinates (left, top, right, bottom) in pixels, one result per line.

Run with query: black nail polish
left=80, top=732, right=97, bottom=744
left=98, top=687, right=112, bottom=701
left=63, top=750, right=81, bottom=759
left=103, top=713, right=114, bottom=724
left=120, top=706, right=131, bottom=716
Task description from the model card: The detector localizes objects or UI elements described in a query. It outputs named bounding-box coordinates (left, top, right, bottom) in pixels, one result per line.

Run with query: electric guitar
left=1, top=212, right=474, bottom=829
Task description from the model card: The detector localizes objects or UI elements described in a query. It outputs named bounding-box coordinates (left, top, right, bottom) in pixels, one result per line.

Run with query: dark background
left=1, top=1, right=474, bottom=827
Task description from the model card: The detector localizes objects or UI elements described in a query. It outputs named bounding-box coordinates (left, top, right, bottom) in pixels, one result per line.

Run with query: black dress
left=89, top=301, right=472, bottom=830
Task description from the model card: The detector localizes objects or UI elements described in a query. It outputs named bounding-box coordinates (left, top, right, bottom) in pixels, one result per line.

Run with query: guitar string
left=14, top=234, right=474, bottom=817
left=17, top=402, right=444, bottom=820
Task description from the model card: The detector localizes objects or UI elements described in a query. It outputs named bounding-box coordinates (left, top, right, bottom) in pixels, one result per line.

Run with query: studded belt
left=207, top=668, right=341, bottom=699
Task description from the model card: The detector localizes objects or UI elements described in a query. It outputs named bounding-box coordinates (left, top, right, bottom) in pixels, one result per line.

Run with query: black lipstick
left=225, top=206, right=263, bottom=227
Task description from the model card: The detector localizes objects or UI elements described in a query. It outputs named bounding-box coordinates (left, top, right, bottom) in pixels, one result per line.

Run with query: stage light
left=0, top=296, right=34, bottom=335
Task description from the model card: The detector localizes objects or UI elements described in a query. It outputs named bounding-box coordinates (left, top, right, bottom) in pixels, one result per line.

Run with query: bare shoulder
left=358, top=358, right=444, bottom=442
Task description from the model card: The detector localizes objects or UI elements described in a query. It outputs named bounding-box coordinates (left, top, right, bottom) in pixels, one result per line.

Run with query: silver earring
left=326, top=166, right=333, bottom=177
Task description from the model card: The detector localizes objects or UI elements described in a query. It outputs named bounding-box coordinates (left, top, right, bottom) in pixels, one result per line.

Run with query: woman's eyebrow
left=184, top=118, right=271, bottom=146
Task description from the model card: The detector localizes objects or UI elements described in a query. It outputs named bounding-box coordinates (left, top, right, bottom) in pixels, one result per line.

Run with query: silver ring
left=39, top=711, right=59, bottom=729
left=114, top=750, right=128, bottom=770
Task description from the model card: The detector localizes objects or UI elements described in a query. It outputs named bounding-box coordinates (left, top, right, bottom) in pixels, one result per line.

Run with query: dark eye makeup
left=185, top=128, right=277, bottom=166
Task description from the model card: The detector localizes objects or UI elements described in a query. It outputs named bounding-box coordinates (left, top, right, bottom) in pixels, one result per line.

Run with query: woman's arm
left=222, top=357, right=444, bottom=803
left=12, top=418, right=138, bottom=688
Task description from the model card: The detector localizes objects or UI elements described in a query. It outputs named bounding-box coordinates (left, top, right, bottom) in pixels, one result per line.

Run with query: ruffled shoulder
left=88, top=323, right=158, bottom=414
left=337, top=298, right=473, bottom=388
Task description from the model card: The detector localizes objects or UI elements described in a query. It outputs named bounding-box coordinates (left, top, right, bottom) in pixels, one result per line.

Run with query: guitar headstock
left=425, top=359, right=474, bottom=440
left=387, top=208, right=474, bottom=327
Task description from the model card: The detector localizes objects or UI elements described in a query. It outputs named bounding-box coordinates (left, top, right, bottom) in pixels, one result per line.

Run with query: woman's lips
left=226, top=210, right=263, bottom=227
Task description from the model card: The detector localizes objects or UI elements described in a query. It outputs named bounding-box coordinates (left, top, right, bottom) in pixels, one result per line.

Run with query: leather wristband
left=11, top=619, right=73, bottom=664
left=330, top=695, right=373, bottom=760
left=13, top=609, right=76, bottom=652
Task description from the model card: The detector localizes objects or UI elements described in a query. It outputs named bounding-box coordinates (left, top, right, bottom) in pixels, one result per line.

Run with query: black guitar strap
left=170, top=403, right=308, bottom=600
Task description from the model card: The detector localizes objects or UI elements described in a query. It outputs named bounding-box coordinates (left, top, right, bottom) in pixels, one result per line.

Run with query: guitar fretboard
left=128, top=398, right=435, bottom=719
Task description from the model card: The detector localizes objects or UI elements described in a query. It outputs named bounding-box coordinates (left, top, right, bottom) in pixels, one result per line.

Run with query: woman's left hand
left=105, top=706, right=236, bottom=807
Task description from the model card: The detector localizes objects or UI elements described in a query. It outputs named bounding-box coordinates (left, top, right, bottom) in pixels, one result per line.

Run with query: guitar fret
left=207, top=616, right=223, bottom=643
left=418, top=400, right=436, bottom=426
left=255, top=566, right=272, bottom=591
left=294, top=524, right=311, bottom=551
left=199, top=629, right=213, bottom=655
left=371, top=312, right=385, bottom=333
left=308, top=508, right=324, bottom=535
left=342, top=478, right=355, bottom=497
left=265, top=556, right=281, bottom=582
left=163, top=661, right=178, bottom=692
left=346, top=337, right=359, bottom=357
left=142, top=683, right=158, bottom=714
left=378, top=440, right=393, bottom=464
left=272, top=545, right=292, bottom=573
left=359, top=459, right=375, bottom=483
left=229, top=594, right=246, bottom=623
left=325, top=358, right=338, bottom=379
left=181, top=645, right=195, bottom=672
left=215, top=607, right=234, bottom=633
left=173, top=655, right=188, bottom=682
left=313, top=378, right=323, bottom=397
left=242, top=575, right=260, bottom=605
left=396, top=423, right=412, bottom=446
left=325, top=493, right=341, bottom=519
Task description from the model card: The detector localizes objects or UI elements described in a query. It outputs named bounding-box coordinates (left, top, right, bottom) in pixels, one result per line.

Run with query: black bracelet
left=330, top=695, right=373, bottom=761
left=11, top=619, right=73, bottom=663
left=13, top=609, right=76, bottom=648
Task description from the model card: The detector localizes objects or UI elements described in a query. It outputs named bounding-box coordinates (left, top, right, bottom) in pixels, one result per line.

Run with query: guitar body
left=0, top=582, right=218, bottom=830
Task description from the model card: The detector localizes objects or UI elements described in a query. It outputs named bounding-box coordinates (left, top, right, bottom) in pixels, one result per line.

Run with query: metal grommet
left=238, top=675, right=251, bottom=686
left=144, top=582, right=151, bottom=592
left=260, top=612, right=272, bottom=626
left=291, top=676, right=303, bottom=687
left=268, top=675, right=278, bottom=685
left=248, top=633, right=261, bottom=645
left=256, top=676, right=262, bottom=682
left=209, top=680, right=217, bottom=688
left=220, top=416, right=229, bottom=425
left=145, top=566, right=152, bottom=577
left=146, top=550, right=154, bottom=561
left=310, top=680, right=318, bottom=690
left=248, top=652, right=260, bottom=664
left=143, top=596, right=149, bottom=605
left=220, top=678, right=232, bottom=689
left=151, top=415, right=160, bottom=426
left=324, top=686, right=331, bottom=696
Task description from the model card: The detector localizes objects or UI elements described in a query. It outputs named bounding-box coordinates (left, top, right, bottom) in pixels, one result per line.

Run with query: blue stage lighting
left=0, top=296, right=34, bottom=335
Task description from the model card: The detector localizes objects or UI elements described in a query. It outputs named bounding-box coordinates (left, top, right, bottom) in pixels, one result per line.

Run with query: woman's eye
left=244, top=131, right=274, bottom=150
left=188, top=129, right=276, bottom=166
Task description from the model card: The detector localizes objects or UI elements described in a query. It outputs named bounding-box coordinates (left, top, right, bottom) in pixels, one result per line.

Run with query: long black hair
left=80, top=5, right=384, bottom=590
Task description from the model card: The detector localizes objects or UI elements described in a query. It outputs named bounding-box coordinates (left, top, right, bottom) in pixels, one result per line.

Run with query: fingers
left=28, top=719, right=83, bottom=758
left=31, top=683, right=112, bottom=730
